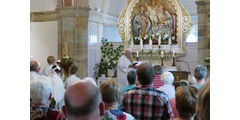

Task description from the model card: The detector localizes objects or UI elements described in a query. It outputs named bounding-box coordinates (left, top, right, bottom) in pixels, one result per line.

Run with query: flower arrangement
left=57, top=55, right=73, bottom=76
left=93, top=38, right=124, bottom=79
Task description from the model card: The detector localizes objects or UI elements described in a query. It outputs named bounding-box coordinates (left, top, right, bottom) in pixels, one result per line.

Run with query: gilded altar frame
left=117, top=0, right=192, bottom=54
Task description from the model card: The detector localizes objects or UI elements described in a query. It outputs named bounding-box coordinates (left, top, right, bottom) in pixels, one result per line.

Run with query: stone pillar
left=57, top=0, right=90, bottom=78
left=196, top=0, right=210, bottom=65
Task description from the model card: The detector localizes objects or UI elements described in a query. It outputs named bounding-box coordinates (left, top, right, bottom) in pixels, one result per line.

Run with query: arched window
left=186, top=24, right=198, bottom=43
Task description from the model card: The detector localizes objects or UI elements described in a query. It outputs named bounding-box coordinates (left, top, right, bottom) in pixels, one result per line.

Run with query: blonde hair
left=47, top=56, right=55, bottom=64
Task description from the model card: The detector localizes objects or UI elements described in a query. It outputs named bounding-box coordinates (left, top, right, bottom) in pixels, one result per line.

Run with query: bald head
left=30, top=60, right=40, bottom=73
left=124, top=50, right=131, bottom=59
left=64, top=80, right=103, bottom=119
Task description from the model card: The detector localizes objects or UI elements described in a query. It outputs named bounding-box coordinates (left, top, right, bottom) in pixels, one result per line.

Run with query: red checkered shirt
left=122, top=85, right=173, bottom=120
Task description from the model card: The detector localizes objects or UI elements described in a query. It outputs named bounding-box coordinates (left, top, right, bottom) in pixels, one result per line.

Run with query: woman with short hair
left=99, top=78, right=135, bottom=120
left=30, top=76, right=65, bottom=120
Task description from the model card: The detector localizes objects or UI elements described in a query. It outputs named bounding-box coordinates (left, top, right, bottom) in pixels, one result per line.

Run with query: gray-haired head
left=162, top=71, right=174, bottom=85
left=30, top=60, right=40, bottom=72
left=30, top=76, right=52, bottom=105
left=194, top=65, right=207, bottom=81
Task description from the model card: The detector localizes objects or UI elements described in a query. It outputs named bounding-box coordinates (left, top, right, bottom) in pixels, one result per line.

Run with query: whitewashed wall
left=30, top=0, right=58, bottom=73
left=30, top=21, right=58, bottom=73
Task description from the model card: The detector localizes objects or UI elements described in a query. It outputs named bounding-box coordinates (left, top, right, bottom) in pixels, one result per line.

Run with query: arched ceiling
left=30, top=0, right=197, bottom=19
left=89, top=0, right=197, bottom=17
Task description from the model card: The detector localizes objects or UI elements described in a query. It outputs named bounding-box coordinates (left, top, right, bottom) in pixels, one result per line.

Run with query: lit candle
left=158, top=36, right=161, bottom=46
left=161, top=51, right=164, bottom=58
left=137, top=51, right=139, bottom=57
left=140, top=38, right=143, bottom=50
left=172, top=50, right=175, bottom=57
left=58, top=59, right=61, bottom=62
left=149, top=38, right=152, bottom=50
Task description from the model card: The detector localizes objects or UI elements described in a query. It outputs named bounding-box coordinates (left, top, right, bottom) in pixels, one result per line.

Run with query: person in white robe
left=30, top=60, right=41, bottom=81
left=117, top=50, right=133, bottom=89
left=48, top=65, right=65, bottom=110
left=65, top=65, right=81, bottom=88
left=42, top=56, right=56, bottom=76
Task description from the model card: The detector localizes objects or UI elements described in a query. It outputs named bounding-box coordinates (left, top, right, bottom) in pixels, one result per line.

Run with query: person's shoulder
left=190, top=84, right=202, bottom=89
left=109, top=110, right=135, bottom=120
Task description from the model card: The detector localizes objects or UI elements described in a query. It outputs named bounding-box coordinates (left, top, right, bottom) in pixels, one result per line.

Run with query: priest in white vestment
left=48, top=65, right=65, bottom=110
left=117, top=50, right=133, bottom=89
left=42, top=56, right=56, bottom=76
left=65, top=66, right=81, bottom=88
left=30, top=60, right=41, bottom=81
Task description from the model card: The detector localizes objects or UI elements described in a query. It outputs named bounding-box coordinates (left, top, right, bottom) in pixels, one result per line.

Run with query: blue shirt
left=118, top=85, right=136, bottom=110
left=191, top=84, right=202, bottom=90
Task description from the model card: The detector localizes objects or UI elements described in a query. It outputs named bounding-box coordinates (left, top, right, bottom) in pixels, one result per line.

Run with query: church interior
left=30, top=0, right=211, bottom=119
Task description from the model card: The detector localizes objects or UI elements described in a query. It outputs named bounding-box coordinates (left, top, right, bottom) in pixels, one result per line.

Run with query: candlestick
left=172, top=57, right=176, bottom=66
left=161, top=57, right=164, bottom=66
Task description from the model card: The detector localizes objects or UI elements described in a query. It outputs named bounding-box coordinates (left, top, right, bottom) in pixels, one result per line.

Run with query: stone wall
left=57, top=0, right=90, bottom=78
left=196, top=0, right=210, bottom=65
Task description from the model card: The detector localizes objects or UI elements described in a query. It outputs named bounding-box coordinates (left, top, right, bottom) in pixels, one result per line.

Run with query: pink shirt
left=153, top=74, right=163, bottom=89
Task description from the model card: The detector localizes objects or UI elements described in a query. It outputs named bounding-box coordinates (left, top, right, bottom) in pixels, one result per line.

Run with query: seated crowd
left=30, top=56, right=209, bottom=120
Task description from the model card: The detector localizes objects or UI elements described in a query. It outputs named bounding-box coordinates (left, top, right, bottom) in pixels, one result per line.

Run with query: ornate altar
left=117, top=0, right=192, bottom=54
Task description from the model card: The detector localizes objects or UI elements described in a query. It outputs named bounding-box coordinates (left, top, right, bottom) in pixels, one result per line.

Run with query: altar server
left=117, top=50, right=133, bottom=89
left=42, top=56, right=56, bottom=76
left=49, top=65, right=65, bottom=110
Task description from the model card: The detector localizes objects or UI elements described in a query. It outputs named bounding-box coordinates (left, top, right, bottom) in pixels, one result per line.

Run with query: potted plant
left=93, top=38, right=123, bottom=79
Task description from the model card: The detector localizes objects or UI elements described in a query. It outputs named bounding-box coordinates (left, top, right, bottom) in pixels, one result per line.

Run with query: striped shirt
left=122, top=85, right=173, bottom=120
left=153, top=74, right=163, bottom=89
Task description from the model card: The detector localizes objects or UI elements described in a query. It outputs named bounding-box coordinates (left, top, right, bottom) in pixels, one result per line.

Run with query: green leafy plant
left=204, top=57, right=210, bottom=64
left=93, top=38, right=124, bottom=79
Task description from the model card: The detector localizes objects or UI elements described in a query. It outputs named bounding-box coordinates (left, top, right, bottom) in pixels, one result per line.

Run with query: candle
left=137, top=51, right=139, bottom=57
left=172, top=50, right=175, bottom=57
left=161, top=51, right=164, bottom=58
left=149, top=38, right=152, bottom=50
left=140, top=38, right=143, bottom=50
left=58, top=59, right=61, bottom=62
left=158, top=36, right=161, bottom=46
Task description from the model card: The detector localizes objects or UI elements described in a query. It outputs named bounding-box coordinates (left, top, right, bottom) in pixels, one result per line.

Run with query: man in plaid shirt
left=122, top=63, right=173, bottom=120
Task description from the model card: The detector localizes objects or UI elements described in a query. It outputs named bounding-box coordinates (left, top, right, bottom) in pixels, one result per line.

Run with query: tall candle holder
left=172, top=57, right=176, bottom=66
left=161, top=57, right=164, bottom=66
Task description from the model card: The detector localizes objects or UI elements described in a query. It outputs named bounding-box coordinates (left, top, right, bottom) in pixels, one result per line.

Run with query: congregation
left=30, top=55, right=209, bottom=120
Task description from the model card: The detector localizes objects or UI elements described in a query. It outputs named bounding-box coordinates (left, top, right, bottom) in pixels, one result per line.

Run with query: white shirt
left=157, top=84, right=175, bottom=100
left=42, top=64, right=54, bottom=76
left=49, top=73, right=66, bottom=110
left=117, top=55, right=131, bottom=89
left=65, top=74, right=81, bottom=88
left=30, top=71, right=41, bottom=81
